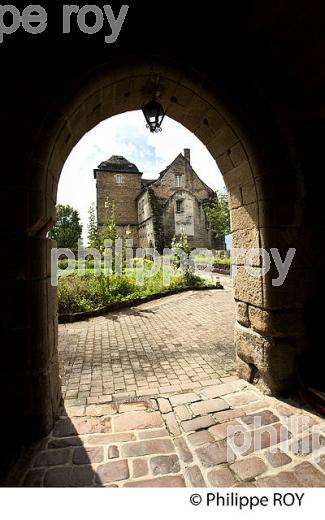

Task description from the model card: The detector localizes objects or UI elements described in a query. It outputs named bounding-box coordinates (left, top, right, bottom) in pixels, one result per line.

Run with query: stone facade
left=95, top=150, right=224, bottom=252
left=94, top=156, right=142, bottom=247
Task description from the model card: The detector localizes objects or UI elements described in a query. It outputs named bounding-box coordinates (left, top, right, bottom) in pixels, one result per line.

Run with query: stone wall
left=162, top=192, right=213, bottom=249
left=137, top=190, right=152, bottom=224
left=138, top=219, right=155, bottom=249
left=150, top=152, right=214, bottom=249
left=151, top=154, right=212, bottom=202
left=96, top=170, right=142, bottom=227
left=137, top=191, right=155, bottom=249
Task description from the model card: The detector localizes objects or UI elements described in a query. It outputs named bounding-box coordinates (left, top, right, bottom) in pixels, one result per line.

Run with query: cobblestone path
left=58, top=288, right=236, bottom=404
left=7, top=284, right=325, bottom=487
left=9, top=378, right=325, bottom=487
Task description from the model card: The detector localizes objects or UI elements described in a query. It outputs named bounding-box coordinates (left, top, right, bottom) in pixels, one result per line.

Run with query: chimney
left=184, top=148, right=191, bottom=165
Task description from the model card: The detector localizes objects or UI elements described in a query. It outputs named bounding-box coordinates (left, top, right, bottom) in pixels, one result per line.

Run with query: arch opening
left=54, top=110, right=235, bottom=411
left=23, top=57, right=309, bottom=442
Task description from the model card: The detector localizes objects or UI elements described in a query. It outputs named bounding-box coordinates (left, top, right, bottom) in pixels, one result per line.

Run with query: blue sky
left=58, top=110, right=225, bottom=242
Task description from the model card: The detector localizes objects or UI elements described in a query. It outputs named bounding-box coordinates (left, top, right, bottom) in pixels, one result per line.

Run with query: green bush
left=132, top=257, right=154, bottom=268
left=58, top=267, right=209, bottom=314
left=213, top=257, right=231, bottom=266
left=107, top=275, right=138, bottom=300
left=58, top=274, right=103, bottom=313
left=58, top=258, right=77, bottom=270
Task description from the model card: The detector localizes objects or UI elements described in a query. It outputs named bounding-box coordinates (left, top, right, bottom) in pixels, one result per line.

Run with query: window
left=175, top=175, right=182, bottom=188
left=176, top=200, right=183, bottom=214
left=116, top=174, right=123, bottom=184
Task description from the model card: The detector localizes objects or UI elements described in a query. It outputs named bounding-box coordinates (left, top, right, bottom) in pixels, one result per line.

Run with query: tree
left=122, top=225, right=132, bottom=272
left=49, top=204, right=82, bottom=249
left=87, top=203, right=100, bottom=249
left=99, top=199, right=120, bottom=272
left=100, top=198, right=118, bottom=249
left=171, top=227, right=191, bottom=256
left=205, top=188, right=231, bottom=238
left=171, top=226, right=193, bottom=278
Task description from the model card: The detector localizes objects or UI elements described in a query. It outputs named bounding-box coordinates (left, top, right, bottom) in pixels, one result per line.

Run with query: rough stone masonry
left=95, top=149, right=225, bottom=252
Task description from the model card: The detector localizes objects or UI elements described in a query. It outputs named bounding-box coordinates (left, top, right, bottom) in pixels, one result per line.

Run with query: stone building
left=94, top=149, right=224, bottom=251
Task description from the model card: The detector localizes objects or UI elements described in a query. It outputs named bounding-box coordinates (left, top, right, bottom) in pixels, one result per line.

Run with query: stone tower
left=94, top=155, right=142, bottom=247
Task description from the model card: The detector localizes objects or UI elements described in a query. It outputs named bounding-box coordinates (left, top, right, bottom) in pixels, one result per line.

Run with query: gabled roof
left=149, top=152, right=214, bottom=195
left=156, top=153, right=183, bottom=182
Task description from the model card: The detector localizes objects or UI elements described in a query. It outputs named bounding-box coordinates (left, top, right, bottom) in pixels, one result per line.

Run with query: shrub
left=213, top=257, right=231, bottom=266
left=107, top=275, right=138, bottom=301
left=58, top=268, right=209, bottom=314
left=58, top=258, right=77, bottom=270
left=58, top=274, right=103, bottom=313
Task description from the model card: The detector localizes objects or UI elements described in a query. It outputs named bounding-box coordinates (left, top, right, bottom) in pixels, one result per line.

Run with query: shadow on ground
left=5, top=406, right=104, bottom=487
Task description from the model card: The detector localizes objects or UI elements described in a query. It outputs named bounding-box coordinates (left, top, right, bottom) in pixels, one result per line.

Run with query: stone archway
left=23, top=56, right=305, bottom=441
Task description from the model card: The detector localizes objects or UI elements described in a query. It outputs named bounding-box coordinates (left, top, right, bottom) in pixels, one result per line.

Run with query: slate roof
left=141, top=179, right=155, bottom=187
left=97, top=155, right=139, bottom=173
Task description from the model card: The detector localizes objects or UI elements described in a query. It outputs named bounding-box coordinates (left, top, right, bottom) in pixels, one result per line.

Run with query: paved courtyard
left=58, top=286, right=236, bottom=404
left=8, top=377, right=325, bottom=487
left=6, top=283, right=325, bottom=487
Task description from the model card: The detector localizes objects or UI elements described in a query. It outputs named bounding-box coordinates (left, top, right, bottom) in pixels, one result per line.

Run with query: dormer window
left=116, top=174, right=124, bottom=184
left=175, top=175, right=182, bottom=188
left=176, top=200, right=183, bottom=214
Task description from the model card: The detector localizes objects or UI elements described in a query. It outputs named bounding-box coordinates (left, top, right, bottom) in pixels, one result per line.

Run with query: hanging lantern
left=141, top=98, right=165, bottom=133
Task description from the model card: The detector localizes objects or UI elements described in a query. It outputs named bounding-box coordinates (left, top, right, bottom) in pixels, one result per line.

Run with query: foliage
left=58, top=258, right=76, bottom=270
left=58, top=268, right=208, bottom=314
left=132, top=258, right=154, bottom=268
left=49, top=204, right=82, bottom=249
left=100, top=198, right=117, bottom=252
left=205, top=188, right=231, bottom=238
left=122, top=225, right=133, bottom=272
left=171, top=227, right=193, bottom=280
left=58, top=258, right=97, bottom=271
left=58, top=274, right=104, bottom=313
left=213, top=257, right=231, bottom=266
left=87, top=203, right=100, bottom=249
left=171, top=227, right=191, bottom=256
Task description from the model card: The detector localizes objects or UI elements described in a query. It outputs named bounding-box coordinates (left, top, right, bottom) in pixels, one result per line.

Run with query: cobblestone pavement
left=58, top=286, right=236, bottom=405
left=8, top=281, right=325, bottom=487
left=9, top=378, right=325, bottom=487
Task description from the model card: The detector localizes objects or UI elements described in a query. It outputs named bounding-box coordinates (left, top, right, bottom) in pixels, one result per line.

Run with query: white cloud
left=58, top=110, right=224, bottom=241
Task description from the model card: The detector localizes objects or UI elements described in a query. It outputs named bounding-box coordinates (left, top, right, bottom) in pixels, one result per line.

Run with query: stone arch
left=23, top=56, right=305, bottom=441
left=165, top=189, right=202, bottom=205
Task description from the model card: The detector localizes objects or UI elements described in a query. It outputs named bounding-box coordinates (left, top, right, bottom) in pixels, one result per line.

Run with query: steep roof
left=150, top=153, right=215, bottom=195
left=96, top=155, right=139, bottom=173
